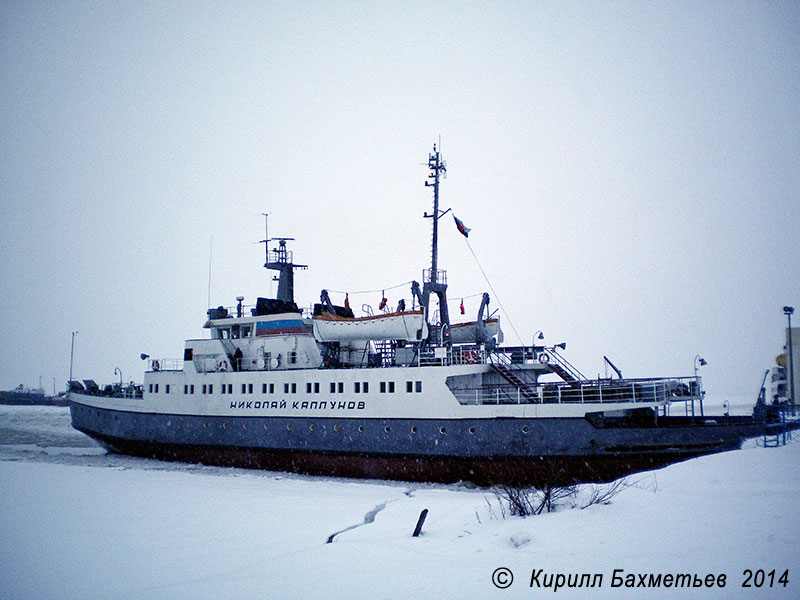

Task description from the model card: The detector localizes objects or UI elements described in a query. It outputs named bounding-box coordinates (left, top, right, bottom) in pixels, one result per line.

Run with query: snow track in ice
left=326, top=501, right=388, bottom=543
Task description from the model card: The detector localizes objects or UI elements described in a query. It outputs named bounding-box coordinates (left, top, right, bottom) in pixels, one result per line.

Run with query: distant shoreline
left=0, top=392, right=68, bottom=407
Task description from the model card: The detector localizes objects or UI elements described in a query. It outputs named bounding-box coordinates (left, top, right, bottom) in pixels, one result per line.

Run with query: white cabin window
left=363, top=382, right=369, bottom=393
left=241, top=326, right=252, bottom=338
left=355, top=382, right=361, bottom=393
left=389, top=381, right=395, bottom=393
left=288, top=351, right=297, bottom=365
left=416, top=381, right=422, bottom=393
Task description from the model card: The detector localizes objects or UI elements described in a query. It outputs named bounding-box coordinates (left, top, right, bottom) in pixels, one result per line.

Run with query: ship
left=68, top=146, right=769, bottom=487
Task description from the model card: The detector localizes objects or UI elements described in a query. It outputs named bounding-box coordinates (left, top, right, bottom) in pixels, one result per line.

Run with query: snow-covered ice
left=1, top=405, right=798, bottom=599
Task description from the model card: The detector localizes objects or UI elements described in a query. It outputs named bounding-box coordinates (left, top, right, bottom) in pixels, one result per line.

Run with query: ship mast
left=260, top=214, right=307, bottom=304
left=423, top=144, right=450, bottom=337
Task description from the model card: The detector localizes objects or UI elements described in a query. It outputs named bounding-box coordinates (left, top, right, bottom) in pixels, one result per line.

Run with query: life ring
left=219, top=360, right=229, bottom=372
left=465, top=350, right=478, bottom=364
left=152, top=360, right=160, bottom=371
left=539, top=353, right=550, bottom=363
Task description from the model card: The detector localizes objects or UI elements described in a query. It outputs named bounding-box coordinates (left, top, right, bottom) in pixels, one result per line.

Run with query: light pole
left=69, top=331, right=79, bottom=384
left=532, top=330, right=544, bottom=359
left=694, top=355, right=707, bottom=417
left=784, top=306, right=795, bottom=405
left=694, top=355, right=707, bottom=378
left=114, top=367, right=123, bottom=387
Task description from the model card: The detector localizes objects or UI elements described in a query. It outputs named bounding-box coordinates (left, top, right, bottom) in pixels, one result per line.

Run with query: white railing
left=418, top=346, right=487, bottom=367
left=149, top=358, right=183, bottom=372
left=450, top=376, right=703, bottom=406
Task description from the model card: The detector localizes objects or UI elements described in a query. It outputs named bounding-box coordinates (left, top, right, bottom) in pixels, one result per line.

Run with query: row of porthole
left=101, top=411, right=530, bottom=436
left=161, top=419, right=530, bottom=436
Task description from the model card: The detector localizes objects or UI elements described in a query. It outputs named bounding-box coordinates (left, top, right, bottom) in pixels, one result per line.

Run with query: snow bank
left=1, top=409, right=798, bottom=599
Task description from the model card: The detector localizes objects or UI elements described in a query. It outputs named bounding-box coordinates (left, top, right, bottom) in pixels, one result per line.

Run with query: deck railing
left=148, top=358, right=184, bottom=372
left=450, top=376, right=703, bottom=406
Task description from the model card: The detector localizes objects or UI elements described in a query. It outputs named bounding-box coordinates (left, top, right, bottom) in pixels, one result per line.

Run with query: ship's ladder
left=488, top=353, right=539, bottom=402
left=764, top=404, right=797, bottom=447
left=373, top=340, right=396, bottom=367
left=538, top=347, right=585, bottom=383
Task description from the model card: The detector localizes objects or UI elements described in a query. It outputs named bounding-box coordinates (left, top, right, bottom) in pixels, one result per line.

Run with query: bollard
left=412, top=508, right=428, bottom=537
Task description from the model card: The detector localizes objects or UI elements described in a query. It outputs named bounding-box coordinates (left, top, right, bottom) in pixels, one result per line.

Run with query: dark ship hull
left=70, top=399, right=765, bottom=486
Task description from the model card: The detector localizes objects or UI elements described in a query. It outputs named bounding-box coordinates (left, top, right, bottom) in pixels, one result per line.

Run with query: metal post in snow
left=413, top=509, right=429, bottom=537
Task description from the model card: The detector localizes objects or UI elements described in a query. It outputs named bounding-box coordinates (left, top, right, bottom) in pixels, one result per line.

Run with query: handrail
left=450, top=376, right=703, bottom=406
left=539, top=347, right=586, bottom=380
left=148, top=358, right=184, bottom=372
left=488, top=350, right=538, bottom=388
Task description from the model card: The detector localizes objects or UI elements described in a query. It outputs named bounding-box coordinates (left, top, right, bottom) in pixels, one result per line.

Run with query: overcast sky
left=1, top=1, right=798, bottom=401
